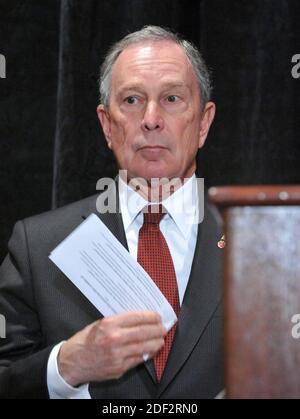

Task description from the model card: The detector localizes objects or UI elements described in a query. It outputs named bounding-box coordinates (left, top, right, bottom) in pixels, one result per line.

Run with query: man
left=0, top=26, right=223, bottom=399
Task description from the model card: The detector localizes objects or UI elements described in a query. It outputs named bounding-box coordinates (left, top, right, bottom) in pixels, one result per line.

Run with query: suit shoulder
left=21, top=194, right=99, bottom=237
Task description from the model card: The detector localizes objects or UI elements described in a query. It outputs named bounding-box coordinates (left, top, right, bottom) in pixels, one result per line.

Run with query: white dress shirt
left=47, top=174, right=199, bottom=399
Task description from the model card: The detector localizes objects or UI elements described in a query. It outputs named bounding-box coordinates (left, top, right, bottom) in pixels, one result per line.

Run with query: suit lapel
left=156, top=199, right=224, bottom=396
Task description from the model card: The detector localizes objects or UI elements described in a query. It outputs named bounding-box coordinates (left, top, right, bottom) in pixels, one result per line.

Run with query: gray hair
left=99, top=25, right=212, bottom=111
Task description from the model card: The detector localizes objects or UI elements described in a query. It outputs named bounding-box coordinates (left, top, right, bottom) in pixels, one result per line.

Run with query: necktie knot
left=142, top=204, right=166, bottom=225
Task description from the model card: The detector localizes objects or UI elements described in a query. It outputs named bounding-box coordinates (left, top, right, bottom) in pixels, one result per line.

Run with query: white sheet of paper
left=49, top=214, right=177, bottom=331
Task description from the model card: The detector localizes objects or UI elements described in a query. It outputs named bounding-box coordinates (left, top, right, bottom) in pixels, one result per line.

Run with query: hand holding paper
left=49, top=214, right=177, bottom=386
left=49, top=214, right=177, bottom=332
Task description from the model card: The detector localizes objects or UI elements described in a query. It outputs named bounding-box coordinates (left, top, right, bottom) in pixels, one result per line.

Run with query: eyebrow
left=117, top=84, right=146, bottom=95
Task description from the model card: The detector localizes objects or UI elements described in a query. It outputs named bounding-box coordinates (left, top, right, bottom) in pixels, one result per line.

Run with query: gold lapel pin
left=217, top=235, right=226, bottom=249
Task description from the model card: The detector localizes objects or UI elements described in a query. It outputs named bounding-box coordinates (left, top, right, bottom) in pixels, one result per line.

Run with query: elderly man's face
left=97, top=41, right=215, bottom=181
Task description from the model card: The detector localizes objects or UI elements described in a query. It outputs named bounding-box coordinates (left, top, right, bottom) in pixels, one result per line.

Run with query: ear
left=97, top=104, right=112, bottom=149
left=198, top=101, right=216, bottom=149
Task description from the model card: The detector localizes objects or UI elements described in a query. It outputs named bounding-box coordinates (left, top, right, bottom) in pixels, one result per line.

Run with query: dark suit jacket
left=0, top=185, right=224, bottom=399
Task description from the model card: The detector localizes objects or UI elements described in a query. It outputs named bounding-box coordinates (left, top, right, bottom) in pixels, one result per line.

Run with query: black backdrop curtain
left=1, top=0, right=300, bottom=261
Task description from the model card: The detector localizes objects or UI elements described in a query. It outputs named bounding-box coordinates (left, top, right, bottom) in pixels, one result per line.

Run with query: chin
left=138, top=169, right=174, bottom=181
left=133, top=161, right=177, bottom=181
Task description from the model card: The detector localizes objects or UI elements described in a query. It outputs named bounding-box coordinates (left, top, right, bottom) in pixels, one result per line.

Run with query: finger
left=104, top=311, right=162, bottom=329
left=121, top=337, right=165, bottom=359
left=117, top=324, right=167, bottom=346
left=123, top=355, right=145, bottom=372
left=122, top=342, right=165, bottom=373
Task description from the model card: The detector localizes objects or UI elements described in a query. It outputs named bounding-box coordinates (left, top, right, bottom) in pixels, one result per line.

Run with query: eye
left=125, top=96, right=138, bottom=105
left=166, top=95, right=179, bottom=103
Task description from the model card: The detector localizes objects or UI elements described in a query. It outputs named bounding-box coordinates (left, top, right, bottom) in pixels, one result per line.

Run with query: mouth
left=137, top=145, right=167, bottom=160
left=138, top=145, right=167, bottom=151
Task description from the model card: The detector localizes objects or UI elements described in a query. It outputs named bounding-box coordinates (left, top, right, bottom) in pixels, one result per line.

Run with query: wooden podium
left=209, top=185, right=300, bottom=399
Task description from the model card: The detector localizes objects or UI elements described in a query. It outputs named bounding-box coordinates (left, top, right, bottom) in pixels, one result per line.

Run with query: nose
left=141, top=101, right=164, bottom=132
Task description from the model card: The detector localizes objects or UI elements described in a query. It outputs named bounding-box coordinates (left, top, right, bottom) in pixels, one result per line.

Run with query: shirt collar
left=119, top=174, right=198, bottom=239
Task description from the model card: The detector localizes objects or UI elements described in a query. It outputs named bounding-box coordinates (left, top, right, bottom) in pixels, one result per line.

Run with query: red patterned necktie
left=137, top=204, right=180, bottom=381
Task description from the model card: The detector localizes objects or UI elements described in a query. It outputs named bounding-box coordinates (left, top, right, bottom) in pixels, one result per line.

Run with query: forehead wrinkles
left=115, top=67, right=186, bottom=92
left=114, top=60, right=188, bottom=83
left=132, top=56, right=181, bottom=66
left=111, top=43, right=195, bottom=85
